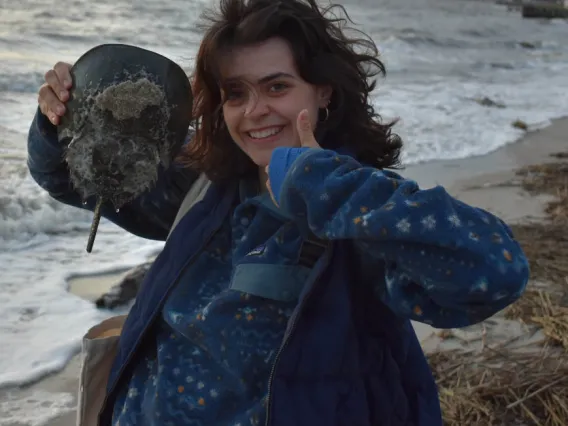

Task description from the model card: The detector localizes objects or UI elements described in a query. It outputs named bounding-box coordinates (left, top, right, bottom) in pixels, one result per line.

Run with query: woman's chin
left=246, top=152, right=272, bottom=169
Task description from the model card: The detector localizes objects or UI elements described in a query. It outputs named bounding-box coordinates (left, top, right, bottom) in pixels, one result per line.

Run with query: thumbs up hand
left=296, top=109, right=321, bottom=149
left=266, top=109, right=321, bottom=206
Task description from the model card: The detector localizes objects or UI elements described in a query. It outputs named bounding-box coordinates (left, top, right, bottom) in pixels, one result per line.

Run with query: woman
left=29, top=0, right=529, bottom=424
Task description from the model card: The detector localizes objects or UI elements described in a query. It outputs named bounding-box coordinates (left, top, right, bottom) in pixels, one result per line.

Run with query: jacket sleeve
left=27, top=108, right=199, bottom=241
left=268, top=147, right=530, bottom=329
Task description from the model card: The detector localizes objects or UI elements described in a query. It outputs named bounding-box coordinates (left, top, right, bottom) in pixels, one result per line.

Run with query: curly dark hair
left=178, top=0, right=403, bottom=182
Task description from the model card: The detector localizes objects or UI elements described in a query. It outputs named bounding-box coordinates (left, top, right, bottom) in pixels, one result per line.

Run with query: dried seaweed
left=428, top=151, right=568, bottom=425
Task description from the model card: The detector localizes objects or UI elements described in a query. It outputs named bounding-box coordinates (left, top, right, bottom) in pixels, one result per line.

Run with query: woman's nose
left=244, top=92, right=270, bottom=117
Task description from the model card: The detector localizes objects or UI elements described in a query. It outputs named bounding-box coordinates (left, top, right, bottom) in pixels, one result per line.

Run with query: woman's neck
left=258, top=167, right=268, bottom=194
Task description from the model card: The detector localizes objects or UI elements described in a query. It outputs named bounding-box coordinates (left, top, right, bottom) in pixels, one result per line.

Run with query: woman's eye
left=223, top=90, right=246, bottom=105
left=225, top=90, right=243, bottom=100
left=269, top=83, right=288, bottom=93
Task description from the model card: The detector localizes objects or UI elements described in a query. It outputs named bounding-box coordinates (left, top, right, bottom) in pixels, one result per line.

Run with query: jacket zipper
left=265, top=246, right=332, bottom=426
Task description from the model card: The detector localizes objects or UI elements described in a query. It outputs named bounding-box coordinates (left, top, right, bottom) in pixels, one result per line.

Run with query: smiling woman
left=27, top=0, right=529, bottom=425
left=181, top=0, right=402, bottom=183
left=217, top=39, right=331, bottom=169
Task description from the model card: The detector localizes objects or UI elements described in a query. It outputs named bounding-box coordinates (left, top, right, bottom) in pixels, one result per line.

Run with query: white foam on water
left=0, top=390, right=75, bottom=426
left=375, top=65, right=568, bottom=165
left=0, top=219, right=163, bottom=388
left=0, top=173, right=163, bottom=389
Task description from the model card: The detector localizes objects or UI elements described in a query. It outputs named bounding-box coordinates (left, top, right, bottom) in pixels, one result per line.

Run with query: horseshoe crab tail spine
left=86, top=197, right=103, bottom=253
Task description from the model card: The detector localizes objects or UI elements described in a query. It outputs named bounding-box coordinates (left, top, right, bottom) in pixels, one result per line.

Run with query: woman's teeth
left=247, top=127, right=283, bottom=139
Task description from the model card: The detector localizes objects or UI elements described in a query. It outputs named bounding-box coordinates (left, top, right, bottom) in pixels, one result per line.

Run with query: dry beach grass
left=428, top=151, right=568, bottom=426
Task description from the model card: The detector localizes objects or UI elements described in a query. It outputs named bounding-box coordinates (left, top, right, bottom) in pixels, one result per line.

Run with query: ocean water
left=0, top=0, right=567, bottom=421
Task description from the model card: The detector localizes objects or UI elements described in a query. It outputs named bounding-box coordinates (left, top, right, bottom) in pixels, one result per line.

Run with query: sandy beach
left=68, top=273, right=131, bottom=304
left=1, top=117, right=566, bottom=426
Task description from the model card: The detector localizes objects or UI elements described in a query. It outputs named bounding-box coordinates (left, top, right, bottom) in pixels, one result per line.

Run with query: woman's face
left=220, top=37, right=331, bottom=167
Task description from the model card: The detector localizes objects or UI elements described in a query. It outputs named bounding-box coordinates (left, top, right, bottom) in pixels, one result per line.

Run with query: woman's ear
left=317, top=85, right=333, bottom=108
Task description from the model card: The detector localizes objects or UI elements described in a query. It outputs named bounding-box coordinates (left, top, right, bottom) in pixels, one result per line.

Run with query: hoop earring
left=321, top=107, right=329, bottom=122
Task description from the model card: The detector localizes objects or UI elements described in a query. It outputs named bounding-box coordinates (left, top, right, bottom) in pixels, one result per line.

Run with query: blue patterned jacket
left=27, top=110, right=529, bottom=425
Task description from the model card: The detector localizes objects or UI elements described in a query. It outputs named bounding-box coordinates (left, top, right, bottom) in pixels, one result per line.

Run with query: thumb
left=296, top=109, right=319, bottom=148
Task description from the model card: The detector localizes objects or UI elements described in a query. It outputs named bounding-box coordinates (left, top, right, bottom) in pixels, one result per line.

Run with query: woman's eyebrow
left=223, top=72, right=297, bottom=85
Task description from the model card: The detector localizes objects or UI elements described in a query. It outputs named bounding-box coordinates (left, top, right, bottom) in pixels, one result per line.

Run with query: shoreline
left=404, top=116, right=568, bottom=190
left=2, top=116, right=566, bottom=426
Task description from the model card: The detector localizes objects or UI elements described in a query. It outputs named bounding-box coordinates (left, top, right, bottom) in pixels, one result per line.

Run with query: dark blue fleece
left=268, top=146, right=529, bottom=328
left=111, top=186, right=306, bottom=426
left=268, top=146, right=308, bottom=203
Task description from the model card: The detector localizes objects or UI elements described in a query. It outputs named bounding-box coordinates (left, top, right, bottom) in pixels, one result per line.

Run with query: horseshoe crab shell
left=58, top=43, right=193, bottom=252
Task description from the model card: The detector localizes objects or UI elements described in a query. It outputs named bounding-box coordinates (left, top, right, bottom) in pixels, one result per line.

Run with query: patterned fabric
left=112, top=193, right=298, bottom=426
left=268, top=147, right=529, bottom=328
